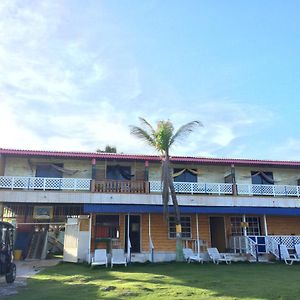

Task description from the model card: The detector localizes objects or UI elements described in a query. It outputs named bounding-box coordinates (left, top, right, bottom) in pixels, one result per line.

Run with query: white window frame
left=168, top=215, right=192, bottom=239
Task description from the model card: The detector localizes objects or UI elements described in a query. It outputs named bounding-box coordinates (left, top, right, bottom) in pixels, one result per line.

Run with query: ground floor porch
left=86, top=205, right=300, bottom=263
left=2, top=202, right=300, bottom=263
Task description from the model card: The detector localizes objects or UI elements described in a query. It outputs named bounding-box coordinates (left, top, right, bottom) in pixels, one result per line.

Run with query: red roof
left=0, top=148, right=300, bottom=167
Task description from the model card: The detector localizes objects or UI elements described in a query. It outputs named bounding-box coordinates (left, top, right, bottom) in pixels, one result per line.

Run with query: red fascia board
left=0, top=148, right=300, bottom=167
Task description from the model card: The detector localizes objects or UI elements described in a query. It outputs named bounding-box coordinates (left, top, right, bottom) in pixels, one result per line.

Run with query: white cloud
left=0, top=1, right=293, bottom=161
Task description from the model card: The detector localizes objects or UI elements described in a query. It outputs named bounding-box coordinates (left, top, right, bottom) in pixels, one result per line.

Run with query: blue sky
left=0, top=0, right=299, bottom=159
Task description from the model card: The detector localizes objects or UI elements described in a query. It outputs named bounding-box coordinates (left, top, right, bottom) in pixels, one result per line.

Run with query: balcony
left=0, top=176, right=91, bottom=191
left=0, top=176, right=300, bottom=198
left=94, top=180, right=147, bottom=194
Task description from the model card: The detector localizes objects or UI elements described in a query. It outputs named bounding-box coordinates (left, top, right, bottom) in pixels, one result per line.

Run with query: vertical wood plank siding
left=266, top=216, right=300, bottom=235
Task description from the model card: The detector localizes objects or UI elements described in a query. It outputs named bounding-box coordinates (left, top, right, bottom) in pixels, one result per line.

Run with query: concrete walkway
left=0, top=259, right=60, bottom=298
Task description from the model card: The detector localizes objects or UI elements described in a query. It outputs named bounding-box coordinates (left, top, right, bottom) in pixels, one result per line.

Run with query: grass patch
left=7, top=262, right=300, bottom=299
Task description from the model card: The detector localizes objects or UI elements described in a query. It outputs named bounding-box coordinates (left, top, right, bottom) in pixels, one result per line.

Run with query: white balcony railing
left=0, top=176, right=91, bottom=191
left=149, top=181, right=233, bottom=195
left=237, top=184, right=300, bottom=197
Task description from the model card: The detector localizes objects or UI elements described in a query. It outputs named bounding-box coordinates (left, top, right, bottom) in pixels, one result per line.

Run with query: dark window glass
left=174, top=169, right=197, bottom=183
left=169, top=216, right=191, bottom=239
left=251, top=171, right=273, bottom=185
left=36, top=164, right=63, bottom=178
left=230, top=216, right=261, bottom=236
left=106, top=166, right=132, bottom=180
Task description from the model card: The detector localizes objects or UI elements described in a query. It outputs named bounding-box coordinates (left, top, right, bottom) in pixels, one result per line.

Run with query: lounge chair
left=279, top=244, right=300, bottom=265
left=183, top=248, right=203, bottom=263
left=111, top=249, right=127, bottom=268
left=294, top=244, right=300, bottom=259
left=207, top=247, right=232, bottom=264
left=91, top=249, right=108, bottom=267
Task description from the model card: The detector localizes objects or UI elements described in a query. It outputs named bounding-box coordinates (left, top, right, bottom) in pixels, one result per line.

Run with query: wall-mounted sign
left=33, top=206, right=53, bottom=220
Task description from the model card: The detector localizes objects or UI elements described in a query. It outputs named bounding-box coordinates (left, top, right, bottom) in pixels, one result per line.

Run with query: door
left=63, top=222, right=79, bottom=263
left=210, top=217, right=226, bottom=252
left=125, top=215, right=141, bottom=253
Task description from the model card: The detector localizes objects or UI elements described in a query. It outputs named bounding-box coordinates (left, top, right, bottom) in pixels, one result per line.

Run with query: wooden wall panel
left=267, top=216, right=300, bottom=235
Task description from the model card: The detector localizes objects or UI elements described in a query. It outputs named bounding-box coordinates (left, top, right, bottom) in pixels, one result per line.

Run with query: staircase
left=27, top=231, right=48, bottom=259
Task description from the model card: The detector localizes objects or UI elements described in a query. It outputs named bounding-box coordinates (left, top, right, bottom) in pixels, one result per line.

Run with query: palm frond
left=138, top=117, right=156, bottom=136
left=169, top=121, right=202, bottom=147
left=129, top=126, right=156, bottom=148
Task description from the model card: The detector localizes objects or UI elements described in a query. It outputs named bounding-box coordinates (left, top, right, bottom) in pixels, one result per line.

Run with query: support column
left=263, top=215, right=268, bottom=236
left=196, top=214, right=200, bottom=257
left=231, top=164, right=237, bottom=196
left=144, top=161, right=149, bottom=193
left=127, top=213, right=131, bottom=262
left=88, top=213, right=92, bottom=263
left=242, top=214, right=247, bottom=236
left=91, top=158, right=96, bottom=192
left=148, top=213, right=154, bottom=262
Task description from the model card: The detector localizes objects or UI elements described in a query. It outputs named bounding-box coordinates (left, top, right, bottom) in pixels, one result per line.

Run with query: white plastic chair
left=183, top=248, right=203, bottom=263
left=279, top=244, right=300, bottom=265
left=111, top=249, right=127, bottom=268
left=294, top=244, right=300, bottom=259
left=207, top=247, right=232, bottom=264
left=91, top=249, right=108, bottom=267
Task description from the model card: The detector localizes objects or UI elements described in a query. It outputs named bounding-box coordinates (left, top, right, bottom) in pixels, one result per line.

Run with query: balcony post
left=91, top=158, right=96, bottom=192
left=231, top=164, right=237, bottom=196
left=144, top=161, right=149, bottom=193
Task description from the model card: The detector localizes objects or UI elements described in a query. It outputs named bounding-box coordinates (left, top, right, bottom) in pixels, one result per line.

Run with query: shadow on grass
left=6, top=261, right=300, bottom=300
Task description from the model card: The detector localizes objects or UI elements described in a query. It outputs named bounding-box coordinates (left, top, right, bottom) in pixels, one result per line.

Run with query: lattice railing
left=149, top=181, right=233, bottom=195
left=237, top=184, right=300, bottom=197
left=267, top=235, right=300, bottom=249
left=0, top=176, right=91, bottom=191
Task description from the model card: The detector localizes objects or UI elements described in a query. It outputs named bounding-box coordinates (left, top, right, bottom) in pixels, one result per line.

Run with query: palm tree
left=130, top=118, right=202, bottom=261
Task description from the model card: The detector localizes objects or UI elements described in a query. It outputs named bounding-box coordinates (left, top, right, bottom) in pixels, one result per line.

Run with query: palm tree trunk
left=166, top=156, right=184, bottom=262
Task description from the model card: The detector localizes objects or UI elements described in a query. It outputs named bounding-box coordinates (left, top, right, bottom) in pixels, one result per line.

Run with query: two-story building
left=0, top=148, right=300, bottom=262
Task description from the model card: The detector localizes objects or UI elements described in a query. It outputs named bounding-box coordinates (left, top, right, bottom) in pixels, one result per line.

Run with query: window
left=251, top=171, right=274, bottom=185
left=36, top=164, right=63, bottom=178
left=169, top=216, right=191, bottom=239
left=106, top=166, right=132, bottom=180
left=230, top=217, right=243, bottom=236
left=95, top=215, right=119, bottom=238
left=173, top=169, right=197, bottom=182
left=230, top=216, right=261, bottom=236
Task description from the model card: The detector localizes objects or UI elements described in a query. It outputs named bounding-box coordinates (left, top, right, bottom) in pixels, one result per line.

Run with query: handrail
left=150, top=181, right=233, bottom=195
left=237, top=184, right=300, bottom=197
left=0, top=176, right=91, bottom=191
left=95, top=180, right=147, bottom=193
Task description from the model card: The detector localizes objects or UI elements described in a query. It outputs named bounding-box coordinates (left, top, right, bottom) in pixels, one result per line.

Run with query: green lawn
left=9, top=262, right=300, bottom=300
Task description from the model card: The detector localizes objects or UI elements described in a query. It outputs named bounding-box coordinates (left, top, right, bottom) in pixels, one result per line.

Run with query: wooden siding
left=266, top=216, right=300, bottom=235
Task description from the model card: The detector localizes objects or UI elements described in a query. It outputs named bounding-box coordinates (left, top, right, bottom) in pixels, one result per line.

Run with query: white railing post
left=43, top=178, right=46, bottom=191
left=74, top=179, right=77, bottom=191
left=191, top=182, right=194, bottom=195
left=218, top=184, right=221, bottom=195
left=11, top=177, right=14, bottom=190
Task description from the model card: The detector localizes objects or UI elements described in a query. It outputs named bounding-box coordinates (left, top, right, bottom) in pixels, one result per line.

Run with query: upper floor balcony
left=0, top=175, right=300, bottom=198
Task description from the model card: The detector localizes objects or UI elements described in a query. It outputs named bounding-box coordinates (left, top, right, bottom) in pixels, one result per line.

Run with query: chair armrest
left=290, top=254, right=297, bottom=259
